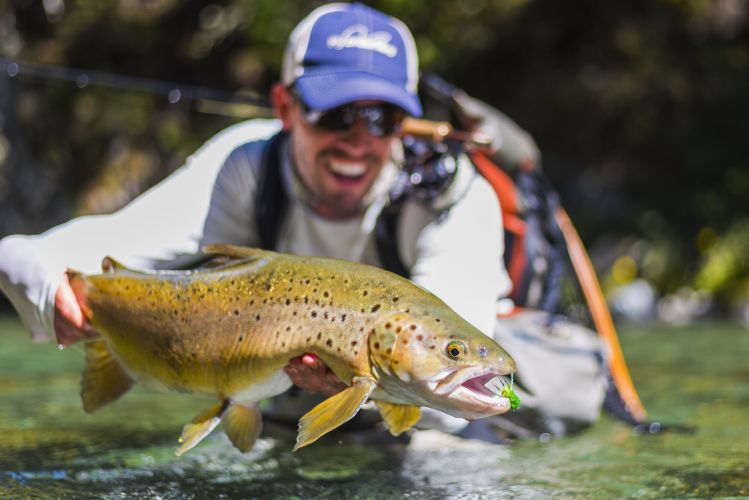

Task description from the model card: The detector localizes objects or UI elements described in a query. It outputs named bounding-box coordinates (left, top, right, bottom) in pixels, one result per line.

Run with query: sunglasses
left=292, top=88, right=405, bottom=137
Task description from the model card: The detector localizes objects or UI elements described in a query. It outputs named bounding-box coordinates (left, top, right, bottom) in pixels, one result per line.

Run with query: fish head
left=368, top=311, right=516, bottom=420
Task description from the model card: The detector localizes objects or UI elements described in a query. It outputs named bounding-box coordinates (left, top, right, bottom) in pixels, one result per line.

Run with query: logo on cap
left=326, top=24, right=398, bottom=58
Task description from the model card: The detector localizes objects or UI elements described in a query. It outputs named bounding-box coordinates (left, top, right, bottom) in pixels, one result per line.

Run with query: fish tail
left=65, top=268, right=93, bottom=320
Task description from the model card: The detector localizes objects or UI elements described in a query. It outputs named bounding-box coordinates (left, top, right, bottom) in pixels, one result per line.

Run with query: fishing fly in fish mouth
left=66, top=244, right=517, bottom=455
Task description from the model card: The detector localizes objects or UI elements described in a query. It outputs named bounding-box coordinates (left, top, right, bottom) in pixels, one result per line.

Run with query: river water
left=0, top=317, right=747, bottom=499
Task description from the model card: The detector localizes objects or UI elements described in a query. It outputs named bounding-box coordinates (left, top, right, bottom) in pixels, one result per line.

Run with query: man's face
left=276, top=86, right=399, bottom=219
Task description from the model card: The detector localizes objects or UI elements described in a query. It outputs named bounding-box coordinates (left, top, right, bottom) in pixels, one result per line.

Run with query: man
left=0, top=3, right=605, bottom=439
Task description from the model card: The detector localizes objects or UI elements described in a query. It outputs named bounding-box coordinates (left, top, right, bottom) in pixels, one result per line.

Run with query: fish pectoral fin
left=176, top=400, right=229, bottom=456
left=81, top=340, right=134, bottom=413
left=374, top=401, right=421, bottom=436
left=294, top=376, right=377, bottom=451
left=222, top=403, right=263, bottom=453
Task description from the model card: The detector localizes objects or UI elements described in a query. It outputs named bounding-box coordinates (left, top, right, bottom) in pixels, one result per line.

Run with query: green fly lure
left=499, top=373, right=521, bottom=411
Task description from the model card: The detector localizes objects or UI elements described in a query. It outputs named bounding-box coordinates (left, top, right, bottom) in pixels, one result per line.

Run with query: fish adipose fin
left=81, top=340, right=135, bottom=413
left=294, top=376, right=377, bottom=451
left=375, top=401, right=421, bottom=436
left=176, top=400, right=230, bottom=456
left=222, top=403, right=263, bottom=453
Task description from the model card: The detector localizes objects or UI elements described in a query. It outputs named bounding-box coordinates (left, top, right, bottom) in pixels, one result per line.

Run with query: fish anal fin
left=176, top=400, right=229, bottom=456
left=294, top=376, right=376, bottom=451
left=223, top=403, right=263, bottom=453
left=81, top=340, right=134, bottom=413
left=374, top=401, right=421, bottom=436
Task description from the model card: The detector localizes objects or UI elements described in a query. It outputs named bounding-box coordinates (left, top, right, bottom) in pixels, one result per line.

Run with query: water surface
left=1, top=317, right=747, bottom=499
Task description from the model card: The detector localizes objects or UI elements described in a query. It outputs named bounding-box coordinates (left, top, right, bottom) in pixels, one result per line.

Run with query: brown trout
left=67, top=244, right=516, bottom=455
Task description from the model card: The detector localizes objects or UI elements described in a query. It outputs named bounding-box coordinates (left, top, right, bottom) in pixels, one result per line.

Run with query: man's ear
left=272, top=83, right=294, bottom=131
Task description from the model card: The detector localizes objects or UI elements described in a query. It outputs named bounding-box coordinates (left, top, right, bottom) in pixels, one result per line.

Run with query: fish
left=66, top=244, right=516, bottom=455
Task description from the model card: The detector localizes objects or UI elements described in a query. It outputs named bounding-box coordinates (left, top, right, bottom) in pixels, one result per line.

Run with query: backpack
left=254, top=74, right=649, bottom=426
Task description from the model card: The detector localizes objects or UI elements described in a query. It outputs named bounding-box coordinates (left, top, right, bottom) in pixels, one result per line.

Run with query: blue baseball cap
left=281, top=3, right=422, bottom=117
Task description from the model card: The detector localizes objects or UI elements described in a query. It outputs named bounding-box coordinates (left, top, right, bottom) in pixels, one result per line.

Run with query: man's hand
left=284, top=354, right=347, bottom=396
left=54, top=276, right=97, bottom=347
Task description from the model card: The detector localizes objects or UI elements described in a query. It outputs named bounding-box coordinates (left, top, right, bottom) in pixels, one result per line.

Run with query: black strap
left=374, top=200, right=411, bottom=279
left=255, top=131, right=288, bottom=250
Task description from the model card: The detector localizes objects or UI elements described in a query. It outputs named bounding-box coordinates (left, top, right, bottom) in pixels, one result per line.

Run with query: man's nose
left=338, top=119, right=375, bottom=153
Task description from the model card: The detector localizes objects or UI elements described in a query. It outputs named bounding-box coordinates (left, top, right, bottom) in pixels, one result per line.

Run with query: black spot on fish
left=402, top=339, right=409, bottom=345
left=323, top=291, right=330, bottom=298
left=430, top=345, right=436, bottom=350
left=293, top=311, right=298, bottom=316
left=317, top=332, right=322, bottom=340
left=324, top=312, right=329, bottom=319
left=264, top=283, right=271, bottom=291
left=341, top=314, right=347, bottom=322
left=311, top=311, right=317, bottom=318
left=396, top=326, right=402, bottom=333
left=286, top=299, right=291, bottom=305
left=234, top=310, right=239, bottom=316
left=386, top=348, right=392, bottom=355
left=313, top=288, right=318, bottom=293
left=351, top=341, right=358, bottom=346
left=305, top=279, right=310, bottom=285
left=417, top=335, right=424, bottom=341
left=250, top=299, right=255, bottom=305
left=304, top=297, right=309, bottom=304
left=392, top=297, right=399, bottom=302
left=393, top=360, right=399, bottom=365
left=374, top=342, right=380, bottom=350
left=363, top=290, right=368, bottom=296
left=436, top=318, right=441, bottom=323
left=306, top=337, right=311, bottom=342
left=385, top=322, right=392, bottom=329
left=263, top=298, right=268, bottom=304
left=410, top=325, right=417, bottom=330
left=286, top=326, right=291, bottom=332
left=207, top=287, right=213, bottom=293
left=282, top=342, right=286, bottom=347
left=337, top=347, right=341, bottom=352
left=238, top=336, right=243, bottom=342
left=371, top=304, right=381, bottom=313
left=326, top=339, right=333, bottom=347
left=256, top=314, right=261, bottom=321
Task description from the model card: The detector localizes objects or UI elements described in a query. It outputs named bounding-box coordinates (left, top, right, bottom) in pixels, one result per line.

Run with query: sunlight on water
left=0, top=317, right=747, bottom=499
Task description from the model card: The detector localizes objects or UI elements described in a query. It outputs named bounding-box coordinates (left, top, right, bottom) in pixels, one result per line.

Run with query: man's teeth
left=329, top=162, right=366, bottom=177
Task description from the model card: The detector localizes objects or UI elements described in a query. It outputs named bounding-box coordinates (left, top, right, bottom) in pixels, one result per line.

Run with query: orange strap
left=554, top=207, right=647, bottom=421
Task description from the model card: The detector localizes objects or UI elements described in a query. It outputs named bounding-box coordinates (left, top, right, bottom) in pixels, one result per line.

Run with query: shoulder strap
left=255, top=131, right=288, bottom=250
left=374, top=199, right=411, bottom=279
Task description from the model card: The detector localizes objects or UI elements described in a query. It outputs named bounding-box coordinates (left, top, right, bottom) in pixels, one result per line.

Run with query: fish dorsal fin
left=81, top=340, right=135, bottom=413
left=176, top=400, right=230, bottom=456
left=223, top=403, right=263, bottom=453
left=294, top=376, right=377, bottom=451
left=202, top=244, right=275, bottom=261
left=374, top=401, right=421, bottom=436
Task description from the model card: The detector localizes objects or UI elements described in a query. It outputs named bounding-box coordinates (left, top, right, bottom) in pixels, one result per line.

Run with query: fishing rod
left=0, top=57, right=273, bottom=115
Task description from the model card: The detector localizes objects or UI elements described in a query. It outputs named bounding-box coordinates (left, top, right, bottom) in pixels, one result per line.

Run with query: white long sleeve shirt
left=0, top=118, right=511, bottom=344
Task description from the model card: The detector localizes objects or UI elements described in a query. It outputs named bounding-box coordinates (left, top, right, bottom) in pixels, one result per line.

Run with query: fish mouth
left=430, top=368, right=513, bottom=419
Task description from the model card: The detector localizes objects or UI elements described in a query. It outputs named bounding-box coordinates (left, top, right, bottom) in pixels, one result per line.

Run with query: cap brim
left=295, top=73, right=423, bottom=117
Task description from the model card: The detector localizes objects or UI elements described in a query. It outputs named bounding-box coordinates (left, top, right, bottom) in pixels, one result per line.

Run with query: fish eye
left=446, top=341, right=465, bottom=360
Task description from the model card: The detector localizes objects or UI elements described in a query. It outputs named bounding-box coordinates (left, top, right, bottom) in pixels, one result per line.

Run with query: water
left=0, top=316, right=747, bottom=499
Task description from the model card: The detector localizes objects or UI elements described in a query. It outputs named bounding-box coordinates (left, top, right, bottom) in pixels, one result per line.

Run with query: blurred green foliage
left=0, top=0, right=747, bottom=303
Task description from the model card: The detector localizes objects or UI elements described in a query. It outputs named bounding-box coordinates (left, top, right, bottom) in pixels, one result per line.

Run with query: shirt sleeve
left=0, top=119, right=281, bottom=342
left=399, top=157, right=511, bottom=338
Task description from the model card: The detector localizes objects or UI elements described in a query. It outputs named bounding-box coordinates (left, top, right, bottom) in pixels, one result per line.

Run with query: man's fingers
left=54, top=278, right=96, bottom=346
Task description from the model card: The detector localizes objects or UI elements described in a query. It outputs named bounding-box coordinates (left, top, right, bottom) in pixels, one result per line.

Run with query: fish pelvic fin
left=294, top=376, right=377, bottom=451
left=81, top=339, right=134, bottom=413
left=374, top=401, right=421, bottom=436
left=222, top=403, right=263, bottom=453
left=176, top=399, right=230, bottom=456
